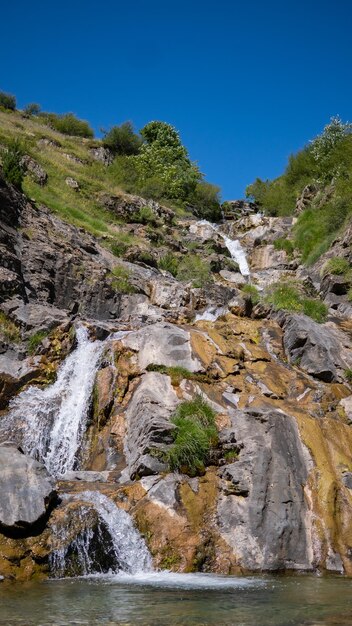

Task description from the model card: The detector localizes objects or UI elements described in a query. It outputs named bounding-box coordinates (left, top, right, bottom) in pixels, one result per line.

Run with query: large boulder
left=280, top=313, right=351, bottom=382
left=121, top=322, right=202, bottom=371
left=123, top=372, right=178, bottom=479
left=217, top=408, right=312, bottom=571
left=0, top=445, right=58, bottom=536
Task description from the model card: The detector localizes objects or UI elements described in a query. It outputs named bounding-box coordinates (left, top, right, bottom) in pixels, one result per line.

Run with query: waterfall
left=193, top=220, right=250, bottom=276
left=50, top=491, right=153, bottom=577
left=4, top=325, right=104, bottom=477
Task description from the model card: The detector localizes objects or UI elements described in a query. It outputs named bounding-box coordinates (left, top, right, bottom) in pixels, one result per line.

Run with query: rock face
left=123, top=372, right=178, bottom=479
left=0, top=446, right=57, bottom=535
left=218, top=408, right=311, bottom=570
left=21, top=155, right=47, bottom=186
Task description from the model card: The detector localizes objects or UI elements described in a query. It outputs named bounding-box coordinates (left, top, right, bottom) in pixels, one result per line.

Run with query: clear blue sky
left=1, top=0, right=352, bottom=199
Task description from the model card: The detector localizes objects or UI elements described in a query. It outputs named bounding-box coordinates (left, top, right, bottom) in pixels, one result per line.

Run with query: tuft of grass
left=266, top=280, right=328, bottom=322
left=347, top=287, right=352, bottom=302
left=176, top=255, right=212, bottom=288
left=240, top=283, right=260, bottom=305
left=273, top=237, right=294, bottom=256
left=27, top=330, right=49, bottom=355
left=133, top=205, right=160, bottom=226
left=224, top=449, right=239, bottom=462
left=167, top=394, right=217, bottom=475
left=158, top=253, right=179, bottom=277
left=146, top=364, right=193, bottom=386
left=344, top=369, right=352, bottom=383
left=110, top=265, right=136, bottom=294
left=0, top=311, right=21, bottom=343
left=322, top=257, right=350, bottom=276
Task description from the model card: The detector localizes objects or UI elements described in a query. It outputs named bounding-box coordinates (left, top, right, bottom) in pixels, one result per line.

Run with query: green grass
left=224, top=449, right=239, bottom=462
left=176, top=255, right=212, bottom=288
left=322, top=257, right=350, bottom=276
left=146, top=364, right=194, bottom=385
left=0, top=312, right=21, bottom=342
left=110, top=265, right=136, bottom=294
left=27, top=330, right=48, bottom=355
left=158, top=253, right=179, bottom=277
left=167, top=395, right=218, bottom=475
left=266, top=281, right=328, bottom=322
left=344, top=369, right=352, bottom=383
left=273, top=237, right=294, bottom=256
left=240, top=284, right=260, bottom=305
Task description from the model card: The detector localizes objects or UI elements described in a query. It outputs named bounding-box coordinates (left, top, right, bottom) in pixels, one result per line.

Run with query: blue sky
left=1, top=0, right=352, bottom=199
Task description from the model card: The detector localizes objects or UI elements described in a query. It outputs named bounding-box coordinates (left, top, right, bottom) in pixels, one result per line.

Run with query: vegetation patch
left=0, top=91, right=16, bottom=111
left=158, top=253, right=179, bottom=277
left=176, top=255, right=212, bottom=288
left=322, top=257, right=350, bottom=276
left=27, top=330, right=49, bottom=355
left=1, top=138, right=24, bottom=188
left=0, top=312, right=21, bottom=343
left=167, top=395, right=218, bottom=475
left=40, top=112, right=93, bottom=138
left=266, top=281, right=328, bottom=323
left=273, top=237, right=294, bottom=257
left=344, top=369, right=352, bottom=383
left=240, top=284, right=260, bottom=305
left=110, top=266, right=136, bottom=294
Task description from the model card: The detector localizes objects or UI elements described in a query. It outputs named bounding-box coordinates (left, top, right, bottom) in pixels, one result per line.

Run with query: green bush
left=24, top=103, right=41, bottom=116
left=44, top=112, right=94, bottom=138
left=133, top=205, right=159, bottom=226
left=167, top=395, right=217, bottom=474
left=1, top=139, right=24, bottom=189
left=158, top=253, right=179, bottom=277
left=323, top=257, right=350, bottom=276
left=0, top=91, right=16, bottom=110
left=188, top=181, right=222, bottom=222
left=176, top=254, right=212, bottom=288
left=103, top=122, right=141, bottom=155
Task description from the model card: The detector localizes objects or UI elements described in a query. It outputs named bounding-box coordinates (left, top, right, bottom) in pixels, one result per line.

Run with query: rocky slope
left=1, top=163, right=352, bottom=581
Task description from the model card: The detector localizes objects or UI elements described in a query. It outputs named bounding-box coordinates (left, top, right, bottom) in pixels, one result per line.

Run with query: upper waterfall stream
left=194, top=220, right=250, bottom=276
left=5, top=325, right=104, bottom=477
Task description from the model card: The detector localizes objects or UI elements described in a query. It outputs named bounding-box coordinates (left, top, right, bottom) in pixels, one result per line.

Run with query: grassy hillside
left=246, top=117, right=352, bottom=264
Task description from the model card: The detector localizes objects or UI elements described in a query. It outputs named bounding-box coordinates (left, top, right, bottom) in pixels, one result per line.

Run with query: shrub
left=323, top=257, right=350, bottom=276
left=28, top=330, right=48, bottom=355
left=133, top=205, right=159, bottom=226
left=167, top=395, right=217, bottom=474
left=0, top=91, right=16, bottom=110
left=1, top=139, right=24, bottom=189
left=110, top=266, right=135, bottom=294
left=241, top=284, right=260, bottom=305
left=45, top=113, right=94, bottom=138
left=103, top=122, right=141, bottom=155
left=176, top=255, right=212, bottom=288
left=24, top=102, right=41, bottom=116
left=158, top=253, right=179, bottom=277
left=0, top=311, right=20, bottom=342
left=188, top=181, right=222, bottom=222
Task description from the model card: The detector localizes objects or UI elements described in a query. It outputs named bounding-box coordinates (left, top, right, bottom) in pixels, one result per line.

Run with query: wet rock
left=121, top=322, right=202, bottom=371
left=123, top=372, right=178, bottom=479
left=0, top=446, right=57, bottom=536
left=217, top=407, right=312, bottom=571
left=60, top=470, right=110, bottom=482
left=20, top=155, right=47, bottom=186
left=0, top=352, right=44, bottom=410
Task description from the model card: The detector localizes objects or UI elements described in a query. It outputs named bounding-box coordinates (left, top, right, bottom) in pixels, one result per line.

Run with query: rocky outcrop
left=0, top=446, right=58, bottom=536
left=218, top=408, right=311, bottom=571
left=97, top=191, right=175, bottom=224
left=280, top=313, right=352, bottom=382
left=20, top=155, right=47, bottom=186
left=123, top=372, right=178, bottom=479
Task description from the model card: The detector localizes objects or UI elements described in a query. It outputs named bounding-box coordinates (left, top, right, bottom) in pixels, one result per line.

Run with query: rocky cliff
left=1, top=144, right=352, bottom=581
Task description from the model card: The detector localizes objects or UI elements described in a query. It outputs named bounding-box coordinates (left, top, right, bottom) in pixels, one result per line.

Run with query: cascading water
left=50, top=491, right=153, bottom=577
left=4, top=325, right=104, bottom=477
left=194, top=220, right=250, bottom=276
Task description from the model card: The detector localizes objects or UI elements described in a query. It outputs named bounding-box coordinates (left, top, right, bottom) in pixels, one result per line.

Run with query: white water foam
left=94, top=571, right=267, bottom=590
left=51, top=491, right=153, bottom=577
left=5, top=325, right=104, bottom=477
left=195, top=305, right=227, bottom=322
left=194, top=220, right=250, bottom=276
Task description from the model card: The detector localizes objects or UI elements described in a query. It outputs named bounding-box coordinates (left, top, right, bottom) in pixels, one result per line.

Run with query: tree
left=24, top=103, right=41, bottom=116
left=103, top=121, right=142, bottom=155
left=133, top=121, right=201, bottom=200
left=0, top=91, right=16, bottom=111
